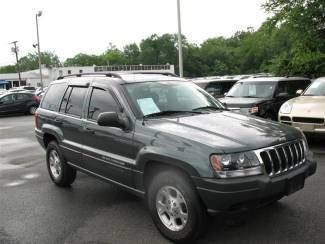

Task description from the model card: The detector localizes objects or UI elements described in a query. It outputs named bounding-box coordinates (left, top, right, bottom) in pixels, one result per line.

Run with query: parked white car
left=279, top=77, right=325, bottom=133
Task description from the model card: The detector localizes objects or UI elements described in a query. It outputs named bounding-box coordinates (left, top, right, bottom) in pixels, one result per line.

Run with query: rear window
left=41, top=83, right=67, bottom=111
left=63, top=87, right=87, bottom=117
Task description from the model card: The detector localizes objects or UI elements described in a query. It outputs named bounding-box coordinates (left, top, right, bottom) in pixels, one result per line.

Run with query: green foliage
left=102, top=43, right=127, bottom=65
left=19, top=52, right=60, bottom=71
left=65, top=53, right=104, bottom=66
left=0, top=65, right=16, bottom=74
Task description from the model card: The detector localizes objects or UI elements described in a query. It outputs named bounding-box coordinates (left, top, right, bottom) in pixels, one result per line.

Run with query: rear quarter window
left=41, top=83, right=67, bottom=111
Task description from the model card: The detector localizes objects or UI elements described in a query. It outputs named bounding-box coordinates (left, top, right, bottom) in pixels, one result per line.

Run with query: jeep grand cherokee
left=35, top=72, right=316, bottom=243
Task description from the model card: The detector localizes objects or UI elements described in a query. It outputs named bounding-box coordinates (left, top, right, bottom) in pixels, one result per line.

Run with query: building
left=0, top=64, right=175, bottom=89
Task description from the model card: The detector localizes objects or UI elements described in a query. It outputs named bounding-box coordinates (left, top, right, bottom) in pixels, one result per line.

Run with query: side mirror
left=296, top=89, right=303, bottom=95
left=224, top=92, right=228, bottom=96
left=97, top=112, right=128, bottom=129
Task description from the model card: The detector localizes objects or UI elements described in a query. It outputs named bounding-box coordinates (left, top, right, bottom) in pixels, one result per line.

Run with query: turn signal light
left=249, top=106, right=259, bottom=114
left=210, top=155, right=222, bottom=171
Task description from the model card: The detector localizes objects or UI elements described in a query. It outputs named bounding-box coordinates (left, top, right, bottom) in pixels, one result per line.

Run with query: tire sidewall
left=29, top=106, right=37, bottom=115
left=46, top=141, right=64, bottom=184
left=147, top=170, right=204, bottom=243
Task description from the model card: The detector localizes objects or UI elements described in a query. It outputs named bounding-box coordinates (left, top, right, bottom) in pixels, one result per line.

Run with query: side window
left=206, top=83, right=221, bottom=97
left=42, top=83, right=67, bottom=111
left=59, top=87, right=72, bottom=113
left=14, top=93, right=30, bottom=101
left=0, top=94, right=13, bottom=104
left=290, top=80, right=311, bottom=93
left=88, top=88, right=119, bottom=121
left=277, top=81, right=287, bottom=94
left=65, top=87, right=87, bottom=117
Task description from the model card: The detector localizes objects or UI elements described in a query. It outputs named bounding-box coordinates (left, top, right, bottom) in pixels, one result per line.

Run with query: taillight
left=33, top=95, right=40, bottom=104
left=34, top=112, right=39, bottom=129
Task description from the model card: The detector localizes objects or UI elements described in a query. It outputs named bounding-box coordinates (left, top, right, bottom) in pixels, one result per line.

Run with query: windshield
left=303, top=79, right=325, bottom=96
left=124, top=81, right=224, bottom=116
left=227, top=82, right=276, bottom=98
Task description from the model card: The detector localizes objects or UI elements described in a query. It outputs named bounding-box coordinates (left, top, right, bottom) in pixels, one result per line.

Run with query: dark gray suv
left=35, top=72, right=316, bottom=243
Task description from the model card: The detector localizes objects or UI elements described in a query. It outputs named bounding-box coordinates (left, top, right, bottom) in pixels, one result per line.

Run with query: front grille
left=259, top=140, right=305, bottom=177
left=292, top=117, right=324, bottom=124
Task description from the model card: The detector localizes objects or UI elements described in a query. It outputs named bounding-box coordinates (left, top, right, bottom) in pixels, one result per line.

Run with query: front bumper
left=279, top=115, right=325, bottom=133
left=194, top=159, right=316, bottom=212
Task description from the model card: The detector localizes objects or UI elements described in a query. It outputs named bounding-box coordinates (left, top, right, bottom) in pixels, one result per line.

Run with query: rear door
left=13, top=93, right=32, bottom=112
left=0, top=94, right=15, bottom=114
left=81, top=86, right=135, bottom=187
left=58, top=85, right=88, bottom=167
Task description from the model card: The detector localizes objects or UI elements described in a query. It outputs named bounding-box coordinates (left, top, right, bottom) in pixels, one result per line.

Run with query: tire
left=264, top=112, right=276, bottom=121
left=29, top=106, right=38, bottom=115
left=46, top=141, right=76, bottom=187
left=147, top=169, right=207, bottom=243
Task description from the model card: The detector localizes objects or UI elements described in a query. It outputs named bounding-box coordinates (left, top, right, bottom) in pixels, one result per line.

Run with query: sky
left=0, top=0, right=268, bottom=66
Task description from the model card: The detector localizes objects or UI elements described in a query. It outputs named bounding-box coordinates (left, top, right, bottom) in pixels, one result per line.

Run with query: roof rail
left=57, top=72, right=122, bottom=80
left=125, top=71, right=178, bottom=77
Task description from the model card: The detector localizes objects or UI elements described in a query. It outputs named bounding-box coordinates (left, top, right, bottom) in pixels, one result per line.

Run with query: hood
left=291, top=96, right=325, bottom=117
left=220, top=97, right=268, bottom=108
left=147, top=111, right=301, bottom=153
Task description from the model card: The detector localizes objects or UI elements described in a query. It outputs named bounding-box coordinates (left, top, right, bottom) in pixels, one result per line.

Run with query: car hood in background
left=219, top=97, right=268, bottom=108
left=148, top=111, right=301, bottom=153
left=291, top=96, right=325, bottom=117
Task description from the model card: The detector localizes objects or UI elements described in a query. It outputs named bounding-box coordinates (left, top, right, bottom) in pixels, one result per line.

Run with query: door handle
left=54, top=118, right=62, bottom=125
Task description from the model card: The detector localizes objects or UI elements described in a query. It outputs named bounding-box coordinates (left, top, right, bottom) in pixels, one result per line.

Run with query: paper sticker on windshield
left=137, top=98, right=160, bottom=116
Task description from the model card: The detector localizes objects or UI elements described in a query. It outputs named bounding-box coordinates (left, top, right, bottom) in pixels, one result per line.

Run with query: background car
left=219, top=76, right=311, bottom=120
left=279, top=77, right=325, bottom=133
left=0, top=91, right=40, bottom=115
left=192, top=76, right=238, bottom=99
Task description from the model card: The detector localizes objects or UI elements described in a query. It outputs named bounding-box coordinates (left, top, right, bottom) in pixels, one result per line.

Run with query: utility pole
left=35, top=10, right=43, bottom=88
left=10, top=41, right=22, bottom=84
left=177, top=0, right=183, bottom=77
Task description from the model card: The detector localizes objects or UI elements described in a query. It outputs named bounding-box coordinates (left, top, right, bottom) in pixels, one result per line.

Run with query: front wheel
left=147, top=169, right=206, bottom=243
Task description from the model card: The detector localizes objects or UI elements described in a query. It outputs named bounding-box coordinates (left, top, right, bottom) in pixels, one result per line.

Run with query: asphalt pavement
left=0, top=115, right=324, bottom=244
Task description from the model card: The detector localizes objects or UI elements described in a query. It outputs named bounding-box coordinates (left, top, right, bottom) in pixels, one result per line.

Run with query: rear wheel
left=46, top=141, right=76, bottom=187
left=29, top=106, right=38, bottom=115
left=147, top=169, right=206, bottom=243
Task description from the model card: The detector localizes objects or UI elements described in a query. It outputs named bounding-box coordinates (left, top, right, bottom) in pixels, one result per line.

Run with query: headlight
left=210, top=151, right=262, bottom=178
left=249, top=106, right=259, bottom=114
left=280, top=101, right=293, bottom=114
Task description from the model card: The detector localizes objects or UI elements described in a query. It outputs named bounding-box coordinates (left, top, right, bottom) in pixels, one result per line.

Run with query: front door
left=82, top=87, right=135, bottom=187
left=0, top=94, right=16, bottom=114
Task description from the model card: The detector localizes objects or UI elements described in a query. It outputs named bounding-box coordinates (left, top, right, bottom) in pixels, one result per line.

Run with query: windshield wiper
left=192, top=106, right=227, bottom=111
left=241, top=96, right=259, bottom=98
left=144, top=110, right=203, bottom=118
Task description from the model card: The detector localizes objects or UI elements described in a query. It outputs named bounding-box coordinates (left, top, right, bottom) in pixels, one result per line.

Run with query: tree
left=123, top=43, right=140, bottom=65
left=139, top=34, right=178, bottom=65
left=0, top=65, right=16, bottom=74
left=263, top=0, right=325, bottom=76
left=64, top=53, right=104, bottom=66
left=19, top=51, right=61, bottom=71
left=102, top=43, right=127, bottom=65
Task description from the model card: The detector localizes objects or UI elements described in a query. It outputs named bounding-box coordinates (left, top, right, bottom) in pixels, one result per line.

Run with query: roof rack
left=57, top=72, right=122, bottom=80
left=124, top=71, right=178, bottom=77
